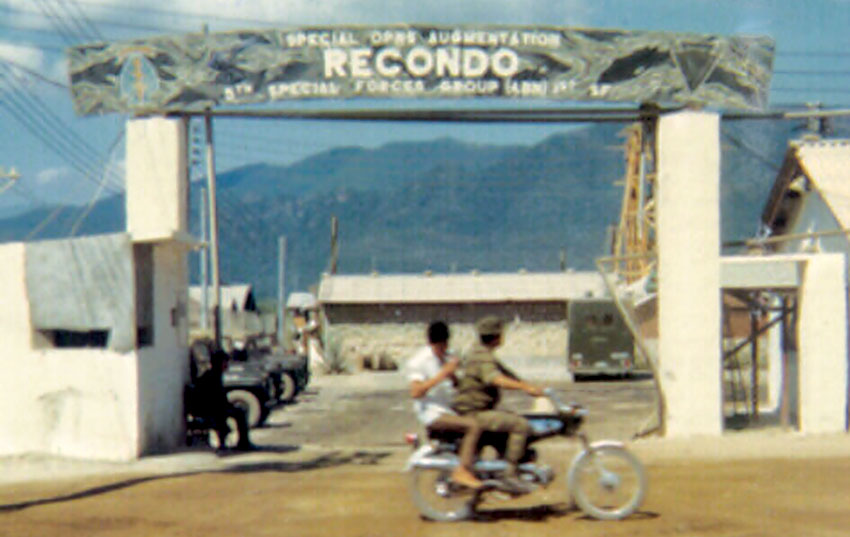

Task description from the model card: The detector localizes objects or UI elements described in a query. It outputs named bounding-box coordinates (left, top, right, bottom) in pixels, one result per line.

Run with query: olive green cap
left=475, top=316, right=504, bottom=336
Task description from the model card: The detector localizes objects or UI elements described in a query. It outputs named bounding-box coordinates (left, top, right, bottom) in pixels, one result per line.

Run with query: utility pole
left=329, top=215, right=339, bottom=274
left=204, top=111, right=222, bottom=349
left=199, top=186, right=209, bottom=331
left=277, top=235, right=287, bottom=346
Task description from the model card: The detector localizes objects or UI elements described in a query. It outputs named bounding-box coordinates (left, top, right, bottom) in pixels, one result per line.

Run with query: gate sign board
left=67, top=25, right=774, bottom=116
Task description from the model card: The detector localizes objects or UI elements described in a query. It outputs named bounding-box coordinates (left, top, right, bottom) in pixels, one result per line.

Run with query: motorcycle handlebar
left=542, top=387, right=587, bottom=416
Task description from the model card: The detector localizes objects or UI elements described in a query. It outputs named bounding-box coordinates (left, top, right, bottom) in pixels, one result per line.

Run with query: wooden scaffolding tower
left=612, top=120, right=657, bottom=282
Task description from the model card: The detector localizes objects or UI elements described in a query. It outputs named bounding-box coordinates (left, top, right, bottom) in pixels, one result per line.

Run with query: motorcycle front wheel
left=567, top=445, right=646, bottom=520
left=409, top=468, right=476, bottom=522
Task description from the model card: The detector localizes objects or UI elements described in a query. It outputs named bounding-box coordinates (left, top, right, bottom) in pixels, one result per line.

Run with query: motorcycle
left=404, top=388, right=647, bottom=522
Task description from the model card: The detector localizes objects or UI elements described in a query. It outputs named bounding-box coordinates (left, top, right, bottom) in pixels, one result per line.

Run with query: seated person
left=192, top=349, right=255, bottom=452
left=406, top=321, right=482, bottom=489
left=453, top=316, right=544, bottom=493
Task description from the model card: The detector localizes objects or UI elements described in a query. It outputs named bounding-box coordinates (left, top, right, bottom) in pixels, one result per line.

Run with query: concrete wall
left=325, top=321, right=568, bottom=379
left=781, top=191, right=850, bottom=260
left=797, top=254, right=848, bottom=433
left=128, top=116, right=190, bottom=455
left=773, top=193, right=850, bottom=428
left=0, top=242, right=140, bottom=460
left=323, top=302, right=566, bottom=325
left=0, top=116, right=191, bottom=461
left=136, top=242, right=189, bottom=454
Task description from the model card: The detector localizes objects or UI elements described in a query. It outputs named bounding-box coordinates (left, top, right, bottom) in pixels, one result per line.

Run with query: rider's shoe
left=498, top=475, right=535, bottom=495
left=450, top=467, right=483, bottom=489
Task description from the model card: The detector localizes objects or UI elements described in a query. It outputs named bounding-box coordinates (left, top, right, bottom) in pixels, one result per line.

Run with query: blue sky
left=1, top=0, right=849, bottom=223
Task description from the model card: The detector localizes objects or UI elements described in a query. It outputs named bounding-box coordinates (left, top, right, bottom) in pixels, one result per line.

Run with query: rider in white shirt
left=406, top=321, right=482, bottom=489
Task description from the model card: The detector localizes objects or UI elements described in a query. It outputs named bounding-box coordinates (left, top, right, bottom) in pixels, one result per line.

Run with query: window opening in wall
left=41, top=329, right=110, bottom=348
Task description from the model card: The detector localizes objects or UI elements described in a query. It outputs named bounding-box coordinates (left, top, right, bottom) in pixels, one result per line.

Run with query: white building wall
left=0, top=242, right=141, bottom=460
left=797, top=254, right=848, bottom=433
left=781, top=192, right=850, bottom=259
left=0, top=116, right=192, bottom=461
left=775, top=190, right=850, bottom=427
left=136, top=242, right=189, bottom=454
left=127, top=116, right=190, bottom=455
left=657, top=111, right=723, bottom=437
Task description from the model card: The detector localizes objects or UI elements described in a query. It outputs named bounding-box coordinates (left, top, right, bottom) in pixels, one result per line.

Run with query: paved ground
left=0, top=372, right=849, bottom=536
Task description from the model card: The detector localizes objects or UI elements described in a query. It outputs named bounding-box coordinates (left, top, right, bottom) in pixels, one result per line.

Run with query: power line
left=779, top=50, right=850, bottom=58
left=720, top=131, right=781, bottom=173
left=72, top=0, right=284, bottom=28
left=0, top=4, right=222, bottom=36
left=0, top=66, right=124, bottom=188
left=774, top=70, right=850, bottom=76
left=52, top=0, right=98, bottom=42
left=0, top=58, right=68, bottom=89
left=32, top=0, right=80, bottom=46
left=25, top=203, right=67, bottom=240
left=69, top=129, right=124, bottom=236
left=772, top=87, right=850, bottom=94
left=61, top=0, right=105, bottom=41
left=0, top=66, right=125, bottom=195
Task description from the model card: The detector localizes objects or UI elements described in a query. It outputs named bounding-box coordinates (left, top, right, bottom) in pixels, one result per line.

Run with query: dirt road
left=1, top=448, right=849, bottom=537
left=0, top=373, right=848, bottom=536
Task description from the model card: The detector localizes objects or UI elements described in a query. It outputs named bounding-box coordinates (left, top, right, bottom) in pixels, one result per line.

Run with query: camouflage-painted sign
left=67, top=25, right=775, bottom=115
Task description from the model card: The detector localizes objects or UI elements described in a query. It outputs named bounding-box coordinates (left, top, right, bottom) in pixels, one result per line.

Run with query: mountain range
left=0, top=117, right=841, bottom=299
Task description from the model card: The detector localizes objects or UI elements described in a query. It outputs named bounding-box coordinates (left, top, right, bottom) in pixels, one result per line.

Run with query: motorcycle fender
left=588, top=440, right=625, bottom=450
left=569, top=440, right=626, bottom=466
left=403, top=444, right=434, bottom=472
left=403, top=444, right=457, bottom=472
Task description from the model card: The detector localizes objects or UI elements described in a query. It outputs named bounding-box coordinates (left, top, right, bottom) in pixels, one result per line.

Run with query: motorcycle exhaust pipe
left=474, top=460, right=510, bottom=473
left=411, top=455, right=458, bottom=471
left=410, top=456, right=511, bottom=473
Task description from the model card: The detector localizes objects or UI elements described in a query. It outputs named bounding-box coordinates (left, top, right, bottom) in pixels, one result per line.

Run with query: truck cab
left=567, top=299, right=634, bottom=379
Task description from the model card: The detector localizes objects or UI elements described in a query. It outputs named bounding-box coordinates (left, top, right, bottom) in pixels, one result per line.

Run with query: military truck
left=567, top=299, right=634, bottom=379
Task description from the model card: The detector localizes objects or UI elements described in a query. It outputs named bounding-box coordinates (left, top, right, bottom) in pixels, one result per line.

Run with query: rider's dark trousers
left=468, top=410, right=530, bottom=469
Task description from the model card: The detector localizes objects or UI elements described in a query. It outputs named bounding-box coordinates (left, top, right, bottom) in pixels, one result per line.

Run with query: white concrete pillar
left=797, top=254, right=847, bottom=433
left=126, top=117, right=188, bottom=240
left=657, top=111, right=722, bottom=436
left=136, top=242, right=189, bottom=454
left=0, top=243, right=31, bottom=350
left=765, top=300, right=783, bottom=412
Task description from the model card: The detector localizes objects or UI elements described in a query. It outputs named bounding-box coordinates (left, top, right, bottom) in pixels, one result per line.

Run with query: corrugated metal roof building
left=318, top=271, right=608, bottom=324
left=319, top=271, right=607, bottom=304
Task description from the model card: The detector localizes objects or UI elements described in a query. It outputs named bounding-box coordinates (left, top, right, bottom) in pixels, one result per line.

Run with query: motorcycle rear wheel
left=567, top=445, right=646, bottom=520
left=409, top=468, right=476, bottom=522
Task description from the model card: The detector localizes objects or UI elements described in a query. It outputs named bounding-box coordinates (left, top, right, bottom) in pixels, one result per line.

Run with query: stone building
left=317, top=270, right=608, bottom=376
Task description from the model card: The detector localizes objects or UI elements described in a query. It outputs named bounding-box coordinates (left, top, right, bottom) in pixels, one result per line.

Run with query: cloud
left=0, top=42, right=46, bottom=72
left=35, top=167, right=72, bottom=186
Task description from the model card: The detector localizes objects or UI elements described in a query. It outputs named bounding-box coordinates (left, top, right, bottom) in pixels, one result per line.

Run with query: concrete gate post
left=126, top=117, right=189, bottom=239
left=657, top=111, right=722, bottom=436
left=797, top=254, right=847, bottom=433
left=125, top=116, right=190, bottom=453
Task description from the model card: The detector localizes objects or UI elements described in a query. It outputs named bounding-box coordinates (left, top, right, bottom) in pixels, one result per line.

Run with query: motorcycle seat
left=425, top=427, right=464, bottom=443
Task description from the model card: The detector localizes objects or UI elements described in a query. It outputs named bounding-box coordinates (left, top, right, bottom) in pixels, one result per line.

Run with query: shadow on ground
left=472, top=502, right=575, bottom=522
left=0, top=447, right=391, bottom=514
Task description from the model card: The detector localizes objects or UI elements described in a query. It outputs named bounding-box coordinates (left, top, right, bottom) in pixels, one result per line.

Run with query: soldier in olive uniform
left=453, top=316, right=545, bottom=493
